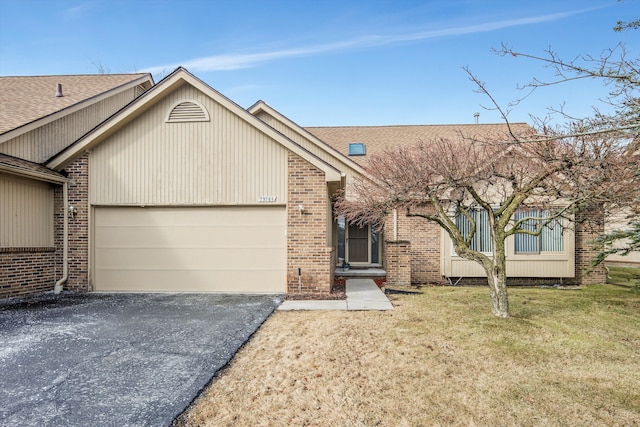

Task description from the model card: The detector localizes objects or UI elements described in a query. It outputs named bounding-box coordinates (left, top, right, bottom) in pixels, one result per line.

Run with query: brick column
left=574, top=208, right=607, bottom=285
left=385, top=240, right=411, bottom=287
left=286, top=152, right=333, bottom=295
left=64, top=153, right=90, bottom=291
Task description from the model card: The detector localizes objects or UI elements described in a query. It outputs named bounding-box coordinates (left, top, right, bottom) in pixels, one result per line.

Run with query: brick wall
left=573, top=208, right=607, bottom=285
left=58, top=153, right=90, bottom=292
left=286, top=152, right=333, bottom=295
left=0, top=249, right=56, bottom=298
left=385, top=240, right=411, bottom=287
left=384, top=206, right=441, bottom=284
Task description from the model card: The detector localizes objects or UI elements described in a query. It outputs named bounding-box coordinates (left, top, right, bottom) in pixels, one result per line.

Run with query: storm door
left=347, top=223, right=370, bottom=263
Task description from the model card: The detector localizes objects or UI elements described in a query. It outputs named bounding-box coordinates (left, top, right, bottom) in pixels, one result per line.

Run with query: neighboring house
left=301, top=125, right=604, bottom=286
left=0, top=67, right=604, bottom=299
left=1, top=73, right=154, bottom=297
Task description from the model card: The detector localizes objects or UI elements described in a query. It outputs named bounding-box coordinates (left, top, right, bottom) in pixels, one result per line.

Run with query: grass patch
left=176, top=285, right=640, bottom=426
left=608, top=265, right=640, bottom=288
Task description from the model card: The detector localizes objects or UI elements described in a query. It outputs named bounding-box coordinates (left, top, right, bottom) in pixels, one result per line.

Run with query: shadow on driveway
left=0, top=292, right=283, bottom=426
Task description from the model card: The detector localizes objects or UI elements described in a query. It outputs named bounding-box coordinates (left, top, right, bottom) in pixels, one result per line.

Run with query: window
left=514, top=209, right=564, bottom=253
left=455, top=208, right=493, bottom=253
left=337, top=217, right=346, bottom=260
left=371, top=227, right=379, bottom=264
left=348, top=143, right=366, bottom=156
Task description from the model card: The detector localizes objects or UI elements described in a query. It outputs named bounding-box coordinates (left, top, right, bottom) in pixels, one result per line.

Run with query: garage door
left=93, top=206, right=286, bottom=293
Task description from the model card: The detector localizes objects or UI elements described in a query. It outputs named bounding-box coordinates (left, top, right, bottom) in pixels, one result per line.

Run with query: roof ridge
left=304, top=122, right=529, bottom=129
left=0, top=73, right=150, bottom=78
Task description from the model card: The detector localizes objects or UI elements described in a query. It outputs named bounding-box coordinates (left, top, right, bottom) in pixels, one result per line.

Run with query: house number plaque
left=258, top=196, right=277, bottom=202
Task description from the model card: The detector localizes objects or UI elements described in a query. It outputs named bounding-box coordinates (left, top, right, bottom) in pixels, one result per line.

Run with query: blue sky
left=0, top=0, right=637, bottom=126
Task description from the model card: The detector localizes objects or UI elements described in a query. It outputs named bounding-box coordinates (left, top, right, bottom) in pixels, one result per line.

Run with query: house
left=1, top=73, right=154, bottom=297
left=301, top=125, right=605, bottom=286
left=0, top=67, right=605, bottom=299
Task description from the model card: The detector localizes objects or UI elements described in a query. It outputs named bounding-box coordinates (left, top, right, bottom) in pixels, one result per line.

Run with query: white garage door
left=93, top=206, right=286, bottom=293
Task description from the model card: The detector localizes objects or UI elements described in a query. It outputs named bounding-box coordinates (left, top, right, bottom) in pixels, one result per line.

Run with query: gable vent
left=165, top=99, right=210, bottom=122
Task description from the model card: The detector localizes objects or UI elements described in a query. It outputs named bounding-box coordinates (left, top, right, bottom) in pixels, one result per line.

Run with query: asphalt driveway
left=0, top=292, right=283, bottom=426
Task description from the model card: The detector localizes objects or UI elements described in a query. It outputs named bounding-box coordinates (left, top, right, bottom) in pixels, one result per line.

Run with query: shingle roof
left=305, top=123, right=533, bottom=166
left=0, top=73, right=151, bottom=134
left=0, top=153, right=65, bottom=182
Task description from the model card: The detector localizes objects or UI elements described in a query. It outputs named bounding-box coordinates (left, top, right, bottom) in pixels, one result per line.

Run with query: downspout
left=393, top=208, right=398, bottom=240
left=54, top=181, right=68, bottom=294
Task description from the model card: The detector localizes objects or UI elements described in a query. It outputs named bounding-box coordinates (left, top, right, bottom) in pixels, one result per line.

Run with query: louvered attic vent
left=165, top=99, right=210, bottom=122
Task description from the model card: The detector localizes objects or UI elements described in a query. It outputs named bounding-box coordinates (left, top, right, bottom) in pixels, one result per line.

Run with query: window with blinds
left=514, top=209, right=564, bottom=253
left=455, top=208, right=493, bottom=253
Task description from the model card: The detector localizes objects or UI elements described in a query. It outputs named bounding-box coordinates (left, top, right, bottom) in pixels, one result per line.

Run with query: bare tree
left=335, top=47, right=639, bottom=317
left=494, top=41, right=640, bottom=267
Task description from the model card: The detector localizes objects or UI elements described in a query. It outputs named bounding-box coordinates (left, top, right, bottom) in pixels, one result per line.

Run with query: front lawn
left=176, top=284, right=640, bottom=426
left=607, top=264, right=640, bottom=288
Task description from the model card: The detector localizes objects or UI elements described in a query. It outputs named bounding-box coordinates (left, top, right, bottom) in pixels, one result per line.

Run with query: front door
left=347, top=224, right=369, bottom=263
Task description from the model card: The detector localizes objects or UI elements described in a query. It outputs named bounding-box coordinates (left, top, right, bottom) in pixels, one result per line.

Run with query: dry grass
left=176, top=285, right=640, bottom=427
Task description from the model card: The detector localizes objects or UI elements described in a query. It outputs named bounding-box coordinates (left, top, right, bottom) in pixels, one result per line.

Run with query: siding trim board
left=0, top=247, right=56, bottom=253
left=0, top=153, right=67, bottom=184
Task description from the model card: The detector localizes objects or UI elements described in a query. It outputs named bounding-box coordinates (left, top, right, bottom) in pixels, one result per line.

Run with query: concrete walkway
left=278, top=279, right=393, bottom=311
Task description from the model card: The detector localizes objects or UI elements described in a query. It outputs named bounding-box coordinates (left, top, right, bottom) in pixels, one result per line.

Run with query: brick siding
left=573, top=208, right=607, bottom=285
left=0, top=249, right=56, bottom=298
left=384, top=206, right=441, bottom=284
left=286, top=152, right=333, bottom=296
left=50, top=153, right=92, bottom=294
left=64, top=153, right=90, bottom=291
left=385, top=240, right=411, bottom=286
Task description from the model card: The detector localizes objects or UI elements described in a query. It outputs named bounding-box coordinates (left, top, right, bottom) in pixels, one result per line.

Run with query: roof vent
left=474, top=112, right=479, bottom=124
left=165, top=99, right=210, bottom=122
left=55, top=83, right=63, bottom=97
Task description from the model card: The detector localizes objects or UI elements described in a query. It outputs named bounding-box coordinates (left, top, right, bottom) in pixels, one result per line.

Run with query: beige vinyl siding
left=93, top=206, right=286, bottom=292
left=134, top=84, right=147, bottom=98
left=255, top=110, right=357, bottom=182
left=0, top=88, right=138, bottom=163
left=441, top=228, right=576, bottom=278
left=90, top=83, right=287, bottom=205
left=605, top=211, right=640, bottom=264
left=0, top=173, right=54, bottom=247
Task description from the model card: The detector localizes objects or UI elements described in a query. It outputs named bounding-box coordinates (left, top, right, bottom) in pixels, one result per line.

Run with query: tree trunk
left=485, top=237, right=509, bottom=318
left=486, top=266, right=509, bottom=318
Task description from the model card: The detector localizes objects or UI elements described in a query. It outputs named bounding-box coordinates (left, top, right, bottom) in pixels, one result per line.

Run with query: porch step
left=334, top=268, right=386, bottom=277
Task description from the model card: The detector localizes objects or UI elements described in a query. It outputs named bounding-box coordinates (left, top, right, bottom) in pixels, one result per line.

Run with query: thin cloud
left=62, top=1, right=94, bottom=20
left=142, top=8, right=598, bottom=74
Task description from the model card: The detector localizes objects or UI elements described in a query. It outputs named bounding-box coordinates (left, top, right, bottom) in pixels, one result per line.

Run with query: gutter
left=54, top=181, right=68, bottom=294
left=0, top=164, right=67, bottom=184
